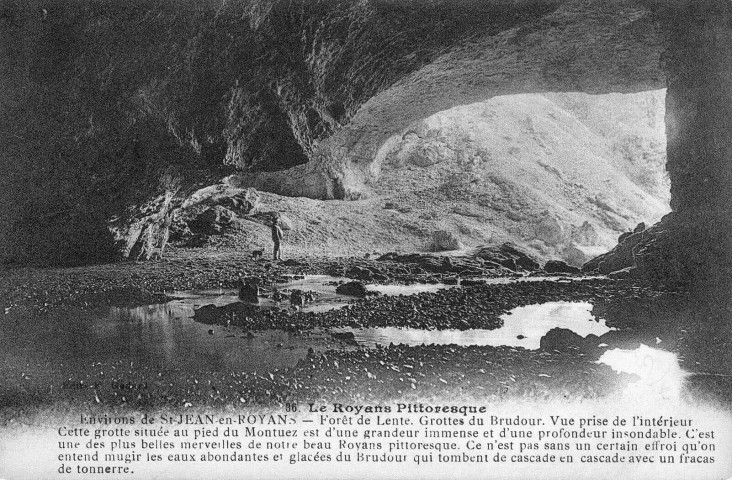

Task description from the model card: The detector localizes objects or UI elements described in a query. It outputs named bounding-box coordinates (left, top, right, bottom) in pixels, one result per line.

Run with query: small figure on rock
left=271, top=215, right=284, bottom=261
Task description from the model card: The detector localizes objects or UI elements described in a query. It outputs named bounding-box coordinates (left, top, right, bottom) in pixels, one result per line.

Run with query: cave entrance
left=371, top=90, right=671, bottom=266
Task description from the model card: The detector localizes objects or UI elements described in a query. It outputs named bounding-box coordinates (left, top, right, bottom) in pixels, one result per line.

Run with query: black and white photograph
left=0, top=0, right=730, bottom=478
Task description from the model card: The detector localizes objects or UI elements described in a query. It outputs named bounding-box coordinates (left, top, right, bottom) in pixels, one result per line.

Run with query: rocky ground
left=0, top=242, right=547, bottom=314
left=1, top=245, right=730, bottom=422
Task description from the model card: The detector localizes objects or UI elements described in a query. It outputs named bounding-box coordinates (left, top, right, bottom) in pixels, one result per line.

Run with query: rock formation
left=0, top=0, right=729, bottom=290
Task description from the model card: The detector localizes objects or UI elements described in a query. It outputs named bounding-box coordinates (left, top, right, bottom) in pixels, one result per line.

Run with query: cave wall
left=0, top=0, right=560, bottom=264
left=665, top=1, right=732, bottom=217
left=246, top=0, right=666, bottom=199
left=1, top=0, right=729, bottom=280
left=648, top=1, right=732, bottom=290
left=587, top=0, right=732, bottom=292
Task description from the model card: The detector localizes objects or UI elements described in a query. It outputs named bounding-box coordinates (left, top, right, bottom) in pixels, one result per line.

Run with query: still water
left=0, top=276, right=683, bottom=400
left=1, top=298, right=619, bottom=375
left=335, top=302, right=611, bottom=350
left=170, top=274, right=603, bottom=314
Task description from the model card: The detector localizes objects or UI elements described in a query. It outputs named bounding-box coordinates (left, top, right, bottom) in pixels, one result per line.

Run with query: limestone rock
left=217, top=188, right=259, bottom=215
left=432, top=230, right=463, bottom=251
left=544, top=260, right=580, bottom=274
left=607, top=266, right=638, bottom=279
left=540, top=328, right=584, bottom=353
left=331, top=331, right=358, bottom=344
left=570, top=221, right=600, bottom=246
left=336, top=281, right=368, bottom=297
left=277, top=214, right=294, bottom=231
left=188, top=206, right=235, bottom=235
left=582, top=232, right=642, bottom=274
left=561, top=245, right=607, bottom=267
left=540, top=328, right=601, bottom=356
left=618, top=231, right=633, bottom=244
left=112, top=191, right=176, bottom=261
left=346, top=266, right=374, bottom=281
left=534, top=215, right=566, bottom=247
left=475, top=242, right=540, bottom=272
left=581, top=213, right=695, bottom=284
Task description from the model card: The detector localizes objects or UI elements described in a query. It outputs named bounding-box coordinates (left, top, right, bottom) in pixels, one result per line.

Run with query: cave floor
left=0, top=250, right=730, bottom=419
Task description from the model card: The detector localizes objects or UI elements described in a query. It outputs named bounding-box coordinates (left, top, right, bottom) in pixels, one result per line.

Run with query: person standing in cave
left=271, top=215, right=284, bottom=261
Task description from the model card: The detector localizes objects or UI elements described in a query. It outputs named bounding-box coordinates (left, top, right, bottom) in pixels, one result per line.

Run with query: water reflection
left=597, top=345, right=687, bottom=401
left=171, top=275, right=604, bottom=314
left=0, top=304, right=332, bottom=381
left=173, top=275, right=355, bottom=314
left=369, top=283, right=456, bottom=295
left=337, top=301, right=612, bottom=349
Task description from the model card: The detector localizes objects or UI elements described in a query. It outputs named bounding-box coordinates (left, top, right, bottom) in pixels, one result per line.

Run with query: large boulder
left=170, top=186, right=260, bottom=242
left=540, top=328, right=602, bottom=356
left=540, top=328, right=584, bottom=353
left=432, top=230, right=463, bottom=251
left=475, top=242, right=540, bottom=272
left=562, top=245, right=607, bottom=267
left=544, top=260, right=580, bottom=274
left=534, top=215, right=566, bottom=247
left=218, top=188, right=260, bottom=215
left=570, top=221, right=600, bottom=246
left=346, top=266, right=374, bottom=281
left=188, top=206, right=235, bottom=235
left=336, top=281, right=369, bottom=297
